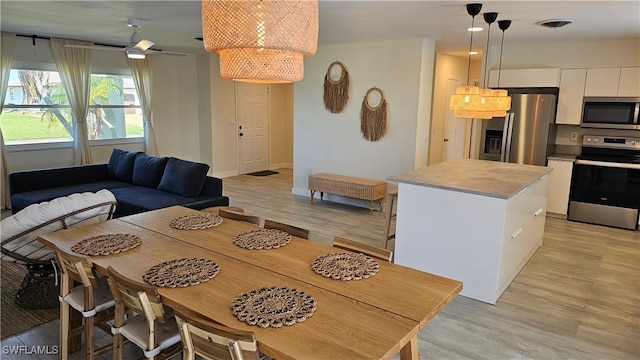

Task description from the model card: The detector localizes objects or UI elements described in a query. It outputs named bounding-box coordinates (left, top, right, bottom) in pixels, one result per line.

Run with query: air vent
left=535, top=18, right=574, bottom=29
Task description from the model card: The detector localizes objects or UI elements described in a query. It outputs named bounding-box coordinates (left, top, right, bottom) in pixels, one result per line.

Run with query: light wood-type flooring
left=2, top=168, right=638, bottom=359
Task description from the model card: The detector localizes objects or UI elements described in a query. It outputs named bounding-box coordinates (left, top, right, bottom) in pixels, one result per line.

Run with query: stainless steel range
left=568, top=135, right=640, bottom=230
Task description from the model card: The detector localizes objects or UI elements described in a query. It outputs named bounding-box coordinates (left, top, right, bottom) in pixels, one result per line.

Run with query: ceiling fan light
left=126, top=49, right=146, bottom=59
left=202, top=0, right=318, bottom=83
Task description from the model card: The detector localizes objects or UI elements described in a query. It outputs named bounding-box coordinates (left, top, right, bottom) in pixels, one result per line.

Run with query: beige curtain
left=0, top=32, right=16, bottom=210
left=127, top=56, right=158, bottom=155
left=50, top=38, right=93, bottom=165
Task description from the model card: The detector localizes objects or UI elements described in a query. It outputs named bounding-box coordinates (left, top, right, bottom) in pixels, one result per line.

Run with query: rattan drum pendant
left=202, top=0, right=319, bottom=83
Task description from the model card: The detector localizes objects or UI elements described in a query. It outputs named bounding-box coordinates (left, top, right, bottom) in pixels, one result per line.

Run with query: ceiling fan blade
left=146, top=49, right=187, bottom=56
left=64, top=44, right=125, bottom=52
left=133, top=39, right=154, bottom=51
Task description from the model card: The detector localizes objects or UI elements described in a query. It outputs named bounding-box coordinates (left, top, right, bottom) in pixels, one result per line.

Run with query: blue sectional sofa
left=9, top=149, right=229, bottom=217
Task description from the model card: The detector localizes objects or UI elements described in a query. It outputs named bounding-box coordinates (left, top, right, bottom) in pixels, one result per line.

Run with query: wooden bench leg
left=310, top=190, right=315, bottom=203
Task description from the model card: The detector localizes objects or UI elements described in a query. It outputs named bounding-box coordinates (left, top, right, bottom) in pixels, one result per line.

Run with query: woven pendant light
left=449, top=4, right=512, bottom=119
left=202, top=0, right=319, bottom=83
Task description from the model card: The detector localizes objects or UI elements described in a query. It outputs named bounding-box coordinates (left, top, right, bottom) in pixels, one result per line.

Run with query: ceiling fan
left=65, top=19, right=186, bottom=58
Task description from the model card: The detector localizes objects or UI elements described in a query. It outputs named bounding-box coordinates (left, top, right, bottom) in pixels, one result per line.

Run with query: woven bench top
left=309, top=173, right=385, bottom=186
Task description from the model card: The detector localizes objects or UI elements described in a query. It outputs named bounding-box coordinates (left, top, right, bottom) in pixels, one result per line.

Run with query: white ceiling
left=1, top=1, right=639, bottom=57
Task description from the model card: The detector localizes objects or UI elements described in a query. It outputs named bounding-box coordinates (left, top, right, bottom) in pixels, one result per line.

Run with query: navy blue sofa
left=9, top=149, right=229, bottom=218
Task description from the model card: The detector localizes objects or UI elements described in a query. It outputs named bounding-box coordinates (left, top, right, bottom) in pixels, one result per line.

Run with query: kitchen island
left=387, top=159, right=552, bottom=304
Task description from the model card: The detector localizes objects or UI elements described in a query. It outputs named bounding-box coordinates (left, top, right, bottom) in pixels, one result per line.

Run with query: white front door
left=443, top=78, right=465, bottom=161
left=236, top=83, right=270, bottom=174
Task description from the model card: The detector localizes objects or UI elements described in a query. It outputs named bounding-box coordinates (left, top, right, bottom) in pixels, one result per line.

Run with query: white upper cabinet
left=584, top=67, right=640, bottom=97
left=488, top=69, right=561, bottom=88
left=618, top=67, right=640, bottom=96
left=556, top=69, right=587, bottom=125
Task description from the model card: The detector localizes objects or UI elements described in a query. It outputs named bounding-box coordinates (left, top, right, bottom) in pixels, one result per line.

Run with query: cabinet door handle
left=534, top=208, right=544, bottom=217
left=511, top=228, right=523, bottom=239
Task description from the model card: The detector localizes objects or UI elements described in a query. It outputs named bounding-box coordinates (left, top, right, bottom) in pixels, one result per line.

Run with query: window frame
left=2, top=64, right=146, bottom=152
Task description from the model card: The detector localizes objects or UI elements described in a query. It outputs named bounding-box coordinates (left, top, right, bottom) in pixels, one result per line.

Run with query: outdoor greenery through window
left=1, top=69, right=143, bottom=145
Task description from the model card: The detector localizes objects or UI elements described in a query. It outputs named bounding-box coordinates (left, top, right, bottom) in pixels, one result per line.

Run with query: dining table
left=38, top=205, right=462, bottom=360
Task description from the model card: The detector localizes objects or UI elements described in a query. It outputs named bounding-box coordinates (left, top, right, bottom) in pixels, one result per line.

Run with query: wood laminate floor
left=2, top=168, right=638, bottom=359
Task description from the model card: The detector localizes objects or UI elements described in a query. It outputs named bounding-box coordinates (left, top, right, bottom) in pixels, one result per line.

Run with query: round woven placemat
left=142, top=258, right=220, bottom=288
left=71, top=233, right=141, bottom=256
left=311, top=252, right=380, bottom=281
left=231, top=286, right=316, bottom=328
left=232, top=229, right=291, bottom=250
left=169, top=214, right=223, bottom=230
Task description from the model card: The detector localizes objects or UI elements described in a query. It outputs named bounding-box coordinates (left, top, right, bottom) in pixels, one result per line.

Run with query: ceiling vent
left=535, top=18, right=574, bottom=29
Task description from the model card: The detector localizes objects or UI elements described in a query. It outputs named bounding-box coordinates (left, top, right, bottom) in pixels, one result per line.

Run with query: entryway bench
left=308, top=173, right=387, bottom=214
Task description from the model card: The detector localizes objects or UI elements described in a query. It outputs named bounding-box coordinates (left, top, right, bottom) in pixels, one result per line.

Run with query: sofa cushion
left=109, top=186, right=225, bottom=217
left=107, top=149, right=138, bottom=182
left=157, top=158, right=209, bottom=198
left=132, top=154, right=169, bottom=188
left=10, top=180, right=132, bottom=214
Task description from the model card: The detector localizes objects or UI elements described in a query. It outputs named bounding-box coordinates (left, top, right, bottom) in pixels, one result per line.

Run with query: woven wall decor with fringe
left=360, top=87, right=387, bottom=141
left=323, top=61, right=349, bottom=113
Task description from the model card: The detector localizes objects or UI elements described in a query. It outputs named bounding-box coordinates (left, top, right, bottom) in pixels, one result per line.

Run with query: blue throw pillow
left=157, top=157, right=210, bottom=198
left=107, top=149, right=138, bottom=182
left=132, top=154, right=169, bottom=188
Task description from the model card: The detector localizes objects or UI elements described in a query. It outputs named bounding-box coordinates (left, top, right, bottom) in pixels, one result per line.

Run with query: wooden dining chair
left=332, top=236, right=393, bottom=262
left=54, top=249, right=116, bottom=360
left=174, top=308, right=261, bottom=360
left=263, top=219, right=310, bottom=239
left=106, top=266, right=182, bottom=360
left=218, top=209, right=261, bottom=226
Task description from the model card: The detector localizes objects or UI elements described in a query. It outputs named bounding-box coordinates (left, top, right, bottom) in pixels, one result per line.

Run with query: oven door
left=568, top=160, right=640, bottom=229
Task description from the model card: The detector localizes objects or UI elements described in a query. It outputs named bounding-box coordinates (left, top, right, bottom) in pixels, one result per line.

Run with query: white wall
left=5, top=36, right=210, bottom=171
left=292, top=38, right=436, bottom=207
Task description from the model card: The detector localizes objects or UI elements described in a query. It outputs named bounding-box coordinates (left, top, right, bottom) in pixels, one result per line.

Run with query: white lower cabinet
left=547, top=159, right=574, bottom=216
left=394, top=174, right=550, bottom=305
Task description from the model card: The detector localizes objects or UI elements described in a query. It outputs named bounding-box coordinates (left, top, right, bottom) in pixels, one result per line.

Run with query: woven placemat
left=142, top=258, right=220, bottom=288
left=311, top=252, right=380, bottom=281
left=169, top=214, right=223, bottom=230
left=231, top=286, right=316, bottom=328
left=232, top=229, right=291, bottom=250
left=71, top=233, right=141, bottom=256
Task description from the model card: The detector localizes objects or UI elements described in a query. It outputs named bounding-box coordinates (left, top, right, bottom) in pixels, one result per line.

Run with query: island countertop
left=387, top=158, right=552, bottom=199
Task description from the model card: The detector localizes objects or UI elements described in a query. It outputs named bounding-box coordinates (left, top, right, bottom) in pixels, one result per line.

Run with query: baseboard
left=270, top=163, right=292, bottom=170
left=212, top=169, right=239, bottom=178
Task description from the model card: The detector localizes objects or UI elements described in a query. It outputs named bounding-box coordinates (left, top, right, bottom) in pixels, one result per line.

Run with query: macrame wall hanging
left=360, top=87, right=387, bottom=142
left=323, top=61, right=349, bottom=113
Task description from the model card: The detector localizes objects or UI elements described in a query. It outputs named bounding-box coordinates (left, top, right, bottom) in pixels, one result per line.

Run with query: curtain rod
left=15, top=33, right=123, bottom=48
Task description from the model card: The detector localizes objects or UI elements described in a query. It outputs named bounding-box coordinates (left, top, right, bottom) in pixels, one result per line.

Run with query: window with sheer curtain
left=1, top=68, right=143, bottom=145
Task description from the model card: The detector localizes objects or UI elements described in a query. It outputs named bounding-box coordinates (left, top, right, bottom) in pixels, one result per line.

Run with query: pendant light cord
left=482, top=23, right=492, bottom=88
left=466, top=16, right=476, bottom=85
left=498, top=29, right=505, bottom=87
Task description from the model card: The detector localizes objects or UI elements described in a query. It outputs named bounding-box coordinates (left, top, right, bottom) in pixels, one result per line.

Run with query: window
left=1, top=69, right=143, bottom=145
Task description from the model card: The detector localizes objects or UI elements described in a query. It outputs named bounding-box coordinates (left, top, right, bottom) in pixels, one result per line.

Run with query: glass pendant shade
left=202, top=0, right=319, bottom=83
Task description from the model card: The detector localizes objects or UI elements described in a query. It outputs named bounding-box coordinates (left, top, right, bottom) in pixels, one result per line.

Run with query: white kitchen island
left=387, top=159, right=552, bottom=304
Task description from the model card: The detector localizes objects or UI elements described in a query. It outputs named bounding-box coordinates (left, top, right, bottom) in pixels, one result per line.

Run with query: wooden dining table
left=38, top=205, right=462, bottom=360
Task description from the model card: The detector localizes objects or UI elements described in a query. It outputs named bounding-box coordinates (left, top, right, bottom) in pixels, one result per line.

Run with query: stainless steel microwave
left=581, top=97, right=640, bottom=130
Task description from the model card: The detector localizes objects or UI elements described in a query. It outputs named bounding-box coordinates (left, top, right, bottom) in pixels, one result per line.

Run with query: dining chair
left=54, top=249, right=116, bottom=360
left=106, top=266, right=182, bottom=360
left=263, top=219, right=310, bottom=239
left=332, top=236, right=393, bottom=262
left=218, top=209, right=261, bottom=226
left=173, top=307, right=262, bottom=360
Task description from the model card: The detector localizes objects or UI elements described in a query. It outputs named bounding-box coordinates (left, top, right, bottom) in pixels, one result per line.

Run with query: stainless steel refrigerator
left=479, top=90, right=558, bottom=166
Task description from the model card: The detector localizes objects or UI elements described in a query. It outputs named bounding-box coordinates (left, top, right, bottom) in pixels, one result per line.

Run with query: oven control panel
left=583, top=135, right=640, bottom=150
